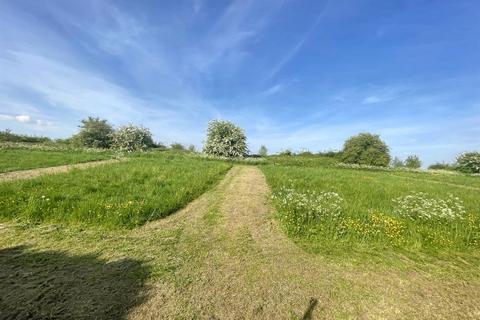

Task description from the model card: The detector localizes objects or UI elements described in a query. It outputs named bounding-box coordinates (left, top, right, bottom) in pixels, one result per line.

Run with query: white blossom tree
left=111, top=124, right=154, bottom=152
left=203, top=120, right=248, bottom=158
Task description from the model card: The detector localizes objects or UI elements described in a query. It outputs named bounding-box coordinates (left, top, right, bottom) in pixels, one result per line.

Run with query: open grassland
left=1, top=166, right=479, bottom=319
left=262, top=163, right=480, bottom=260
left=0, top=145, right=113, bottom=173
left=0, top=153, right=231, bottom=228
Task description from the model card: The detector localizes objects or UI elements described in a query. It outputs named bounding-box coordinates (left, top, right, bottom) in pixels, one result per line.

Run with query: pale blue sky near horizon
left=0, top=0, right=479, bottom=165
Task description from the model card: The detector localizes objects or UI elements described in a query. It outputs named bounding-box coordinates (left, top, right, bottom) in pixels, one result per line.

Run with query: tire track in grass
left=0, top=159, right=119, bottom=182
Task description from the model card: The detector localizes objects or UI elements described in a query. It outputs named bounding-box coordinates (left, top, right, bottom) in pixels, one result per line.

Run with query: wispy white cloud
left=0, top=114, right=29, bottom=122
left=265, top=2, right=329, bottom=81
left=190, top=0, right=285, bottom=73
left=261, top=83, right=284, bottom=96
left=0, top=113, right=53, bottom=127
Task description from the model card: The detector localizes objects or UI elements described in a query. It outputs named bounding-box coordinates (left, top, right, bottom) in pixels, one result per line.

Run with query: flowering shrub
left=336, top=162, right=420, bottom=172
left=203, top=120, right=248, bottom=158
left=456, top=152, right=480, bottom=174
left=111, top=125, right=154, bottom=152
left=393, top=192, right=465, bottom=220
left=272, top=186, right=344, bottom=234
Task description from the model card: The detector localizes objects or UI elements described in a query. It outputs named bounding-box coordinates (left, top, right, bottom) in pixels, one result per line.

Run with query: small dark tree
left=73, top=117, right=113, bottom=148
left=391, top=157, right=404, bottom=168
left=188, top=144, right=196, bottom=152
left=258, top=145, right=268, bottom=157
left=405, top=155, right=422, bottom=168
left=342, top=133, right=391, bottom=167
left=170, top=143, right=185, bottom=151
left=279, top=149, right=293, bottom=156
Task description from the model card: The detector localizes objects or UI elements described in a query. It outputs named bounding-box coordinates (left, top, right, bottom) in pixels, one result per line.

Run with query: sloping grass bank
left=0, top=153, right=231, bottom=228
left=0, top=145, right=113, bottom=173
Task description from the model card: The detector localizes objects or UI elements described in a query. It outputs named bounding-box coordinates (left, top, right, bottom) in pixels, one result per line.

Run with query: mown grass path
left=0, top=159, right=118, bottom=182
left=130, top=166, right=480, bottom=319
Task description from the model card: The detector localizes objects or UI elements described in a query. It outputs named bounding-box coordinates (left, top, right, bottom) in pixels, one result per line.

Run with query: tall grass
left=262, top=165, right=480, bottom=255
left=0, top=153, right=231, bottom=228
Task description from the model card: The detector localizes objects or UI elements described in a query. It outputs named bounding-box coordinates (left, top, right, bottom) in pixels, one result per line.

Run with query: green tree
left=170, top=143, right=185, bottom=151
left=391, top=157, right=404, bottom=168
left=258, top=145, right=268, bottom=157
left=203, top=120, right=248, bottom=158
left=73, top=117, right=113, bottom=148
left=342, top=133, right=391, bottom=167
left=405, top=155, right=422, bottom=168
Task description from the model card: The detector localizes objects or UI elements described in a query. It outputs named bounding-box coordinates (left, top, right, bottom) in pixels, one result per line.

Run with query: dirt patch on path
left=0, top=159, right=118, bottom=182
left=129, top=166, right=480, bottom=319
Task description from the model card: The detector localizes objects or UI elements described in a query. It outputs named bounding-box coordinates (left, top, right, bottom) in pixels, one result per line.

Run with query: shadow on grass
left=0, top=246, right=150, bottom=319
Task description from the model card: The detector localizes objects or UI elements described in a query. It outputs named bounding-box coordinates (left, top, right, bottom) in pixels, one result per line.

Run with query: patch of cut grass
left=0, top=153, right=231, bottom=228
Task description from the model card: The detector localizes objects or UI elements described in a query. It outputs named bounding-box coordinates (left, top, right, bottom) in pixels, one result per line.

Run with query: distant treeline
left=0, top=129, right=52, bottom=143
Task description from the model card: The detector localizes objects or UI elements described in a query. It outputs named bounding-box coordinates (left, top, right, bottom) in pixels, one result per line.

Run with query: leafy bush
left=317, top=150, right=343, bottom=159
left=428, top=162, right=455, bottom=171
left=72, top=117, right=114, bottom=148
left=391, top=157, right=404, bottom=168
left=342, top=133, right=391, bottom=167
left=170, top=143, right=185, bottom=151
left=0, top=129, right=51, bottom=143
left=258, top=145, right=268, bottom=157
left=111, top=125, right=154, bottom=152
left=278, top=149, right=293, bottom=156
left=393, top=192, right=465, bottom=220
left=456, top=152, right=480, bottom=173
left=298, top=150, right=314, bottom=156
left=405, top=155, right=422, bottom=168
left=203, top=120, right=248, bottom=158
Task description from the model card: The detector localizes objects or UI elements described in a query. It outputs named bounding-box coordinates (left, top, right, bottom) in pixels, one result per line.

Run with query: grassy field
left=1, top=151, right=479, bottom=318
left=262, top=160, right=480, bottom=261
left=0, top=152, right=231, bottom=228
left=0, top=146, right=113, bottom=173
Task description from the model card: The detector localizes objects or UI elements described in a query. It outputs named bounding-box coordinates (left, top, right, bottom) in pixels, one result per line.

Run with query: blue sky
left=1, top=0, right=479, bottom=164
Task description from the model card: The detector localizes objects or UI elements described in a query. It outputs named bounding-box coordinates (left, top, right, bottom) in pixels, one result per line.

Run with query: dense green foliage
left=456, top=152, right=480, bottom=173
left=73, top=117, right=114, bottom=149
left=111, top=125, right=154, bottom=152
left=170, top=143, right=186, bottom=151
left=428, top=162, right=455, bottom=171
left=262, top=163, right=480, bottom=255
left=0, top=153, right=231, bottom=228
left=0, top=129, right=51, bottom=143
left=391, top=156, right=404, bottom=168
left=0, top=146, right=111, bottom=173
left=203, top=120, right=248, bottom=158
left=405, top=155, right=422, bottom=168
left=342, top=133, right=391, bottom=167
